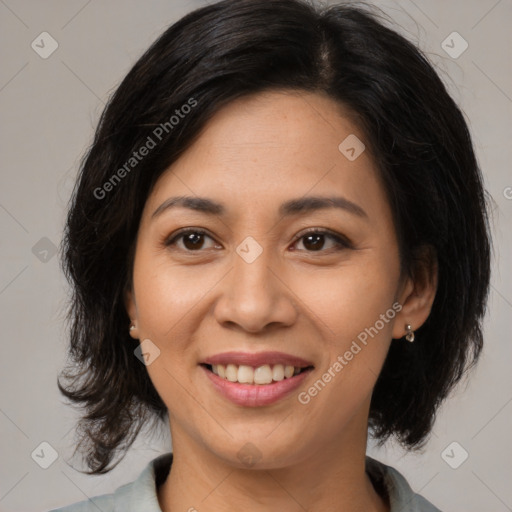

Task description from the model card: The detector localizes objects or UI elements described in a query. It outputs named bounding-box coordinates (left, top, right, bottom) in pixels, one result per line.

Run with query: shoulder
left=366, top=456, right=443, bottom=512
left=45, top=452, right=173, bottom=512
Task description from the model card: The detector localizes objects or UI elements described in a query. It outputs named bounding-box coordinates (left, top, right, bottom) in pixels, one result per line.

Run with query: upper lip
left=202, top=351, right=314, bottom=368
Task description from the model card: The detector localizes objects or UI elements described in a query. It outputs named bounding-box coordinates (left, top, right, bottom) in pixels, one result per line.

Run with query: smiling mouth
left=201, top=363, right=314, bottom=386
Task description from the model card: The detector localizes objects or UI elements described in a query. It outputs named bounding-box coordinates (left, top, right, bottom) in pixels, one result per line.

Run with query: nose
left=213, top=243, right=298, bottom=333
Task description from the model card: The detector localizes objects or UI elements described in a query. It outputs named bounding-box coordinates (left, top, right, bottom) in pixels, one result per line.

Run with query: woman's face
left=126, top=90, right=415, bottom=468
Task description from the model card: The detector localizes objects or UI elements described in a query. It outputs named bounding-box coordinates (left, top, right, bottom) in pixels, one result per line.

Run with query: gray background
left=0, top=0, right=510, bottom=510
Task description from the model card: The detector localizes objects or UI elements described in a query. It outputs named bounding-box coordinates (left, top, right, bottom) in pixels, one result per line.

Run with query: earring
left=129, top=324, right=136, bottom=332
left=405, top=324, right=415, bottom=342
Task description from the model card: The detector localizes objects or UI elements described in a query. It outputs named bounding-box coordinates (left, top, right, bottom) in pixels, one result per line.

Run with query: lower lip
left=201, top=365, right=313, bottom=407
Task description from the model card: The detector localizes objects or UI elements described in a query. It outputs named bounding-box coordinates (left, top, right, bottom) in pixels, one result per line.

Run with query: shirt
left=47, top=452, right=442, bottom=511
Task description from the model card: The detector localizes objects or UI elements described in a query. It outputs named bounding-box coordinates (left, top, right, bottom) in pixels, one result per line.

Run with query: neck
left=157, top=413, right=389, bottom=512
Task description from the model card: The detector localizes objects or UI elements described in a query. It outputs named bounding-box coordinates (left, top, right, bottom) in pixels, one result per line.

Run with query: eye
left=164, top=227, right=352, bottom=253
left=292, top=229, right=352, bottom=252
left=164, top=228, right=220, bottom=251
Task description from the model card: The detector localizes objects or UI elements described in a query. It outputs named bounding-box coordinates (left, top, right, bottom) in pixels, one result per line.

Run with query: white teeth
left=225, top=364, right=238, bottom=382
left=237, top=365, right=254, bottom=384
left=272, top=364, right=284, bottom=381
left=209, top=363, right=308, bottom=385
left=254, top=364, right=272, bottom=384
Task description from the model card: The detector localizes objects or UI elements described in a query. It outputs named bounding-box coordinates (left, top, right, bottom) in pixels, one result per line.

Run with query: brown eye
left=165, top=229, right=219, bottom=251
left=293, top=229, right=351, bottom=252
left=182, top=232, right=207, bottom=250
left=301, top=233, right=327, bottom=251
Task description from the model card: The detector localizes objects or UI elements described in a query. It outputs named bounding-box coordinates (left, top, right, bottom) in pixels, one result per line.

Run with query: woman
left=50, top=0, right=491, bottom=510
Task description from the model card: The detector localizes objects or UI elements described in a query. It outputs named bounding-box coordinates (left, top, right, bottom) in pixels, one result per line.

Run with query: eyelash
left=164, top=227, right=352, bottom=253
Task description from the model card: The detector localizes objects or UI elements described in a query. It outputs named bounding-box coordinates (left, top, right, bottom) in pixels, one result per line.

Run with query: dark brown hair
left=58, top=0, right=492, bottom=474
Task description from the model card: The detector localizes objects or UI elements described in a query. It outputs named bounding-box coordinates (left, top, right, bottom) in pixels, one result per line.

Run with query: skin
left=125, top=90, right=437, bottom=512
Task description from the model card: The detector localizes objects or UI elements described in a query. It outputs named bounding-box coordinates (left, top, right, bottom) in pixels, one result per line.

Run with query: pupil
left=182, top=233, right=326, bottom=251
left=304, top=234, right=323, bottom=251
left=185, top=233, right=203, bottom=250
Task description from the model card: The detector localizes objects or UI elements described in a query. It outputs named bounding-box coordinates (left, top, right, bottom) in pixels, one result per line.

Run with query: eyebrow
left=151, top=195, right=368, bottom=220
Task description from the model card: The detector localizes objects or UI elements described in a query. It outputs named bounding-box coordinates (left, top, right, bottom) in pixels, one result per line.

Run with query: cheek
left=291, top=255, right=400, bottom=342
left=296, top=274, right=396, bottom=434
left=289, top=256, right=400, bottom=415
left=133, top=252, right=209, bottom=339
left=132, top=260, right=205, bottom=409
left=131, top=255, right=210, bottom=401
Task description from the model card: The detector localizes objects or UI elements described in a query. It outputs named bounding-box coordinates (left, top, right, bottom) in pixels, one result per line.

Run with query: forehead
left=144, top=90, right=388, bottom=223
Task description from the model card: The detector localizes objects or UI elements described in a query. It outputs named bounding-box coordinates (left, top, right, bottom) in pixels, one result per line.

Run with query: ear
left=124, top=285, right=140, bottom=339
left=392, top=245, right=438, bottom=339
